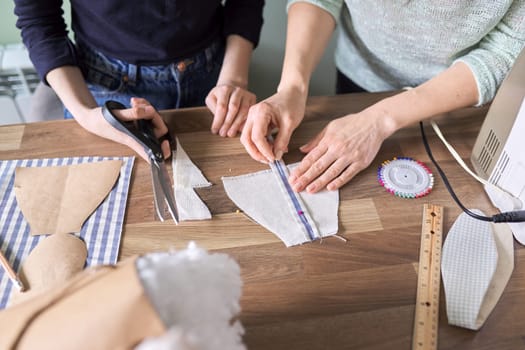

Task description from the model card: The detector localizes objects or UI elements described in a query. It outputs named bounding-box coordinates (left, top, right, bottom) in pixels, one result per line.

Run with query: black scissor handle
left=101, top=100, right=164, bottom=162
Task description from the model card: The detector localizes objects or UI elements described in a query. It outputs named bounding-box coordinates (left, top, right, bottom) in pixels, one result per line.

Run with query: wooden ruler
left=412, top=203, right=444, bottom=350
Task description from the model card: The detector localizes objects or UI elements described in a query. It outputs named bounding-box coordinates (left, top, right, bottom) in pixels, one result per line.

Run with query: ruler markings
left=412, top=203, right=443, bottom=350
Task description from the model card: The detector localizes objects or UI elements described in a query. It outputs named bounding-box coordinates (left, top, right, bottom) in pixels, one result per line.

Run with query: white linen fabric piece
left=222, top=163, right=339, bottom=247
left=171, top=138, right=212, bottom=221
left=441, top=209, right=514, bottom=330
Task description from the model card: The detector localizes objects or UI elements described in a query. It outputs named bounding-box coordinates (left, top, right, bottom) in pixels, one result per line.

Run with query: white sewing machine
left=471, top=47, right=525, bottom=244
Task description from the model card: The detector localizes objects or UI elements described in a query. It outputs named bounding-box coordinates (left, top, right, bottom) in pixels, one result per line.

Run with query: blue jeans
left=65, top=39, right=225, bottom=118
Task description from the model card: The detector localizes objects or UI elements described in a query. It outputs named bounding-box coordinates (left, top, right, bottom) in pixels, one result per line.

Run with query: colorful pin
left=377, top=157, right=434, bottom=198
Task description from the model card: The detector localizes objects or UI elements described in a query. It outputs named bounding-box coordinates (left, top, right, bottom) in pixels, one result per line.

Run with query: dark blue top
left=14, top=0, right=265, bottom=82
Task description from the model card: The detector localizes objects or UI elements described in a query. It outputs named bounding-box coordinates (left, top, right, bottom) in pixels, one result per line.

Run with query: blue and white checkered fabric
left=0, top=156, right=134, bottom=309
left=441, top=209, right=498, bottom=330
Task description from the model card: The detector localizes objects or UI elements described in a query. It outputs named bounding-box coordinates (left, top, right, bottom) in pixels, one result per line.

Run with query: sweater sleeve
left=455, top=1, right=525, bottom=106
left=286, top=0, right=344, bottom=23
left=14, top=0, right=77, bottom=84
left=223, top=0, right=265, bottom=48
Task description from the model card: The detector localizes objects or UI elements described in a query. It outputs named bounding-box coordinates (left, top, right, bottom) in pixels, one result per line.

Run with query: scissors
left=102, top=100, right=179, bottom=223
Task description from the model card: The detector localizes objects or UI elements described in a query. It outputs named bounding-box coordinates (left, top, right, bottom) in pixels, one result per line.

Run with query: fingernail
left=306, top=184, right=316, bottom=193
left=211, top=128, right=218, bottom=134
left=275, top=150, right=283, bottom=160
left=288, top=175, right=297, bottom=184
left=258, top=159, right=268, bottom=165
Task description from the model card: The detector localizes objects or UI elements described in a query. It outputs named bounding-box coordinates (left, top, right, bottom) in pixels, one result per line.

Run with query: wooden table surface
left=1, top=92, right=524, bottom=350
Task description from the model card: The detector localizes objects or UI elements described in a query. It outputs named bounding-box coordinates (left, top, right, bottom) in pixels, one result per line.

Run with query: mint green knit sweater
left=288, top=0, right=525, bottom=105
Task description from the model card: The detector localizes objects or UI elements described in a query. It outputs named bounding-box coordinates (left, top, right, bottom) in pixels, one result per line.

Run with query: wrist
left=216, top=75, right=248, bottom=89
left=218, top=34, right=253, bottom=89
left=371, top=87, right=433, bottom=137
left=365, top=98, right=401, bottom=139
left=277, top=77, right=309, bottom=99
left=277, top=57, right=311, bottom=96
left=68, top=103, right=98, bottom=121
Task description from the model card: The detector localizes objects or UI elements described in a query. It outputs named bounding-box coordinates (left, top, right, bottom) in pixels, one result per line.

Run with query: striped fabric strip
left=0, top=156, right=134, bottom=309
left=270, top=160, right=320, bottom=242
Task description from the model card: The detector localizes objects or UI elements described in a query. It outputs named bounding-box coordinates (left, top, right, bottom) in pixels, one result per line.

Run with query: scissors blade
left=150, top=160, right=179, bottom=224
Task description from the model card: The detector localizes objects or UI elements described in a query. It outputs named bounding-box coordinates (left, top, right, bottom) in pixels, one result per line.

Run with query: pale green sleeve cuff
left=286, top=0, right=344, bottom=23
left=454, top=4, right=525, bottom=106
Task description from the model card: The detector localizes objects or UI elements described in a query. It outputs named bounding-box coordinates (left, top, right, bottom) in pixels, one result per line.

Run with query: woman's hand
left=128, top=97, right=171, bottom=159
left=240, top=86, right=307, bottom=163
left=46, top=67, right=172, bottom=163
left=206, top=34, right=256, bottom=138
left=206, top=84, right=256, bottom=137
left=82, top=97, right=171, bottom=162
left=289, top=110, right=391, bottom=193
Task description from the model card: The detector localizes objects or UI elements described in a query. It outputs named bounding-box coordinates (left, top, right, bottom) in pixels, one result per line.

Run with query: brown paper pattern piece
left=14, top=160, right=123, bottom=235
left=0, top=258, right=165, bottom=350
left=11, top=233, right=88, bottom=306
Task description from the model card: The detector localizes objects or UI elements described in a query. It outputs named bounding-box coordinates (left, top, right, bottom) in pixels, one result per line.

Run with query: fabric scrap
left=172, top=138, right=212, bottom=221
left=222, top=163, right=339, bottom=247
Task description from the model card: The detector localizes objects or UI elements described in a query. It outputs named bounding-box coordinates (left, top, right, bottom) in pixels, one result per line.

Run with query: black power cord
left=419, top=121, right=525, bottom=223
